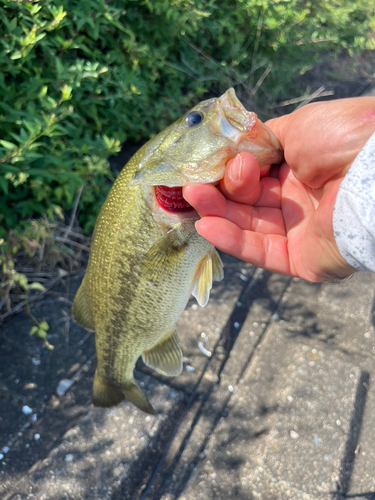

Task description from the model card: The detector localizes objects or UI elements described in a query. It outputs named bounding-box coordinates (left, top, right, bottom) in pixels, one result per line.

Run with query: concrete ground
left=1, top=255, right=375, bottom=500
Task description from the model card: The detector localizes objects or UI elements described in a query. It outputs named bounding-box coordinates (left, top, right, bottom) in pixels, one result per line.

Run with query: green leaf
left=9, top=18, right=17, bottom=32
left=34, top=33, right=46, bottom=43
left=0, top=177, right=8, bottom=194
left=10, top=51, right=22, bottom=60
left=37, top=328, right=47, bottom=339
left=16, top=273, right=29, bottom=290
left=39, top=321, right=49, bottom=331
left=53, top=204, right=64, bottom=220
left=29, top=326, right=39, bottom=336
left=55, top=57, right=65, bottom=77
left=38, top=86, right=48, bottom=98
left=5, top=259, right=14, bottom=269
left=61, top=84, right=72, bottom=100
left=0, top=140, right=17, bottom=150
left=29, top=282, right=46, bottom=292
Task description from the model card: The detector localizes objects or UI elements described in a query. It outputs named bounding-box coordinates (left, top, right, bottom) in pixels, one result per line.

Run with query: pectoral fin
left=72, top=284, right=95, bottom=331
left=142, top=329, right=183, bottom=376
left=142, top=226, right=188, bottom=280
left=192, top=249, right=224, bottom=307
left=92, top=371, right=155, bottom=414
left=211, top=248, right=224, bottom=282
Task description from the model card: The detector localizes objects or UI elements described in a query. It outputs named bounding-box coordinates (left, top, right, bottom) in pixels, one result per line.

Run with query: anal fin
left=92, top=370, right=155, bottom=415
left=192, top=249, right=224, bottom=307
left=142, top=329, right=182, bottom=377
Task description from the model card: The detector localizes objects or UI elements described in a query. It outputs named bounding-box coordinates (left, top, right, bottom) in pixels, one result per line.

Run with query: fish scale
left=72, top=88, right=283, bottom=413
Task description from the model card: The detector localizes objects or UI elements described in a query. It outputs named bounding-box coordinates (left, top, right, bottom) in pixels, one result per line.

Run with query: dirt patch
left=0, top=274, right=95, bottom=445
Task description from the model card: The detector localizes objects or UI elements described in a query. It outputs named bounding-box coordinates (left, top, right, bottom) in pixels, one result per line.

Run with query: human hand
left=266, top=97, right=375, bottom=188
left=183, top=97, right=375, bottom=282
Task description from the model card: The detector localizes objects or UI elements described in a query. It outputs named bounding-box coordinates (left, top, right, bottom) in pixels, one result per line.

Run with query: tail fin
left=92, top=370, right=155, bottom=414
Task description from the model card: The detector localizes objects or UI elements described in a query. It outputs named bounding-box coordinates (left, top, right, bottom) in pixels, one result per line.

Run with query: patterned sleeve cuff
left=333, top=131, right=375, bottom=272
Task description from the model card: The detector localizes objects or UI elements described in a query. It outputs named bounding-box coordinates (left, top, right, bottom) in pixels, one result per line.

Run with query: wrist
left=302, top=179, right=358, bottom=282
left=319, top=238, right=358, bottom=281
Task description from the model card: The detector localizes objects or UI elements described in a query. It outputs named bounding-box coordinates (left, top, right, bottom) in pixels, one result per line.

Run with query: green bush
left=0, top=0, right=374, bottom=235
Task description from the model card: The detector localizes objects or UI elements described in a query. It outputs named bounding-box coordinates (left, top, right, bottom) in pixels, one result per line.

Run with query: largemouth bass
left=72, top=88, right=283, bottom=414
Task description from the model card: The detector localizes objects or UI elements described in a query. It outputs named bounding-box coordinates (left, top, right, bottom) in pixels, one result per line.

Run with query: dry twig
left=278, top=88, right=334, bottom=107
left=295, top=86, right=334, bottom=109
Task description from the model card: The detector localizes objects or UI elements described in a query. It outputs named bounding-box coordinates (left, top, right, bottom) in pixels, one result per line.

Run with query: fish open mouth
left=155, top=185, right=192, bottom=213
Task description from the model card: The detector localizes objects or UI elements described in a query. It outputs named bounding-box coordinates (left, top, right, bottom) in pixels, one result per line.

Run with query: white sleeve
left=333, top=131, right=375, bottom=272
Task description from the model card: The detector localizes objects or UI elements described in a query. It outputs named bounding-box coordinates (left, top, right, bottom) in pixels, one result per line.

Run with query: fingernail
left=228, top=154, right=242, bottom=182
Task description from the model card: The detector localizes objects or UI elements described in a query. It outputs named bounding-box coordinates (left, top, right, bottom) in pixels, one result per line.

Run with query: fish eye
left=185, top=111, right=204, bottom=127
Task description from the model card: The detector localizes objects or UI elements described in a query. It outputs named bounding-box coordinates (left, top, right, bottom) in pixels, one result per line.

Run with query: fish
left=72, top=88, right=283, bottom=414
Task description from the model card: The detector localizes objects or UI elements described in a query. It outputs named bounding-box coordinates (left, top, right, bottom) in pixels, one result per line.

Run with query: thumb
left=220, top=152, right=262, bottom=205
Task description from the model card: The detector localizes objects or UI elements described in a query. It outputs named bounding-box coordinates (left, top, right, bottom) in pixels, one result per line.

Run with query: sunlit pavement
left=1, top=257, right=375, bottom=499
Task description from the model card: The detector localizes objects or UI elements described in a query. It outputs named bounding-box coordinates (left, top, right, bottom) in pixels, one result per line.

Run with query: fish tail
left=92, top=370, right=155, bottom=415
left=92, top=370, right=124, bottom=407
